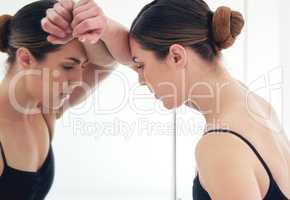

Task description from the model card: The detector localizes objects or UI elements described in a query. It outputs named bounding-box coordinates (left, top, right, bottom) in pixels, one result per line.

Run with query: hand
left=71, top=0, right=108, bottom=44
left=41, top=0, right=75, bottom=44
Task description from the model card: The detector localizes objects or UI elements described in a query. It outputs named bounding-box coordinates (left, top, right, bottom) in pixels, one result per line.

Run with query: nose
left=73, top=66, right=83, bottom=80
left=138, top=70, right=146, bottom=86
left=68, top=68, right=83, bottom=88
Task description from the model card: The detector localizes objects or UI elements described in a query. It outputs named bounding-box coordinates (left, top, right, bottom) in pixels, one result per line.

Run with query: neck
left=0, top=70, right=40, bottom=122
left=185, top=60, right=247, bottom=129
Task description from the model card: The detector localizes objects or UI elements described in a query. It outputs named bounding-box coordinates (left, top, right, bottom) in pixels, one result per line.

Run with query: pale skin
left=0, top=39, right=86, bottom=173
left=0, top=2, right=116, bottom=176
left=130, top=41, right=290, bottom=199
left=38, top=0, right=290, bottom=199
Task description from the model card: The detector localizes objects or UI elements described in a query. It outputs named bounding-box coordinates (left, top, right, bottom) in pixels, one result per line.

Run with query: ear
left=16, top=48, right=37, bottom=69
left=166, top=44, right=188, bottom=70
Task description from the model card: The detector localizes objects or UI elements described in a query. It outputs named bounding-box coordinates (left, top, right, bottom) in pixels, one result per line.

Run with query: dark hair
left=130, top=0, right=244, bottom=62
left=0, top=0, right=61, bottom=65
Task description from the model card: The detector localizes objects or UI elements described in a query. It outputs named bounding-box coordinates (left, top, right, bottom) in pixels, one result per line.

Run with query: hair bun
left=0, top=14, right=13, bottom=53
left=212, top=6, right=244, bottom=50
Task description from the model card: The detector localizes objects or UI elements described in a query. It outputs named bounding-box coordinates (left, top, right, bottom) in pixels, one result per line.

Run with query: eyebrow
left=65, top=57, right=88, bottom=64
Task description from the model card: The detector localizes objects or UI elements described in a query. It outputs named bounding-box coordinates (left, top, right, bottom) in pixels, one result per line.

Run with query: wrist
left=100, top=17, right=114, bottom=43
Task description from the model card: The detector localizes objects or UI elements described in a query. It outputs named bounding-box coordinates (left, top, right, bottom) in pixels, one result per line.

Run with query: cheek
left=24, top=75, right=43, bottom=99
left=143, top=62, right=162, bottom=84
left=160, top=84, right=185, bottom=109
left=151, top=72, right=174, bottom=95
left=36, top=70, right=68, bottom=102
left=142, top=69, right=159, bottom=94
left=153, top=72, right=186, bottom=109
left=51, top=70, right=70, bottom=90
left=142, top=69, right=153, bottom=84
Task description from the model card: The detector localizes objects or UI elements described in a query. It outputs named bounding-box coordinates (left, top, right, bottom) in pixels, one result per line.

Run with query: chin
left=51, top=103, right=63, bottom=110
left=53, top=99, right=66, bottom=109
left=42, top=98, right=65, bottom=110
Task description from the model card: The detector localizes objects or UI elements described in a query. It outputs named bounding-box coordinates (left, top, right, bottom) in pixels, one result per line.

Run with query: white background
left=0, top=0, right=289, bottom=200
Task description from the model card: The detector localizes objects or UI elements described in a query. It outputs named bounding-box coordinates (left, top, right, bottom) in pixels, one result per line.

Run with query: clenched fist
left=41, top=0, right=108, bottom=44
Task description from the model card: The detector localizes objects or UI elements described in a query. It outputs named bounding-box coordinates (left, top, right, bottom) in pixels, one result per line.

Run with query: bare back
left=219, top=88, right=290, bottom=198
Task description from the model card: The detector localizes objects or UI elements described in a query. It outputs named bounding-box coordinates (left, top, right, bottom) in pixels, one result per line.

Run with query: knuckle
left=83, top=20, right=90, bottom=28
left=41, top=18, right=49, bottom=27
left=46, top=8, right=52, bottom=16
left=92, top=7, right=99, bottom=15
left=60, top=9, right=68, bottom=17
left=62, top=0, right=73, bottom=10
left=53, top=3, right=58, bottom=10
left=59, top=4, right=70, bottom=15
left=54, top=4, right=62, bottom=12
left=50, top=13, right=58, bottom=21
left=74, top=15, right=81, bottom=22
left=43, top=23, right=50, bottom=30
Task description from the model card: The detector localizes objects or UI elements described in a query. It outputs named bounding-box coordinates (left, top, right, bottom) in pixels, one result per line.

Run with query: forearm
left=82, top=40, right=116, bottom=67
left=101, top=17, right=134, bottom=66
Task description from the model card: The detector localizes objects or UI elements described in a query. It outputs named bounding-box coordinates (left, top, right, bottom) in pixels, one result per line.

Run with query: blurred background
left=0, top=0, right=289, bottom=200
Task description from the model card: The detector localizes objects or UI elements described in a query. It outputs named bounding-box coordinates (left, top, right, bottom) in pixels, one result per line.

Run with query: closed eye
left=136, top=64, right=144, bottom=69
left=63, top=65, right=74, bottom=70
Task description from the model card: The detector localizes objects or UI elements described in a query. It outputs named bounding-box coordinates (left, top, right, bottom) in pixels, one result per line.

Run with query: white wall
left=246, top=0, right=282, bottom=128
left=280, top=0, right=290, bottom=136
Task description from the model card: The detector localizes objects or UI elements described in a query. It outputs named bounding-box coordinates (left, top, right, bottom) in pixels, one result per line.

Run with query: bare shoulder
left=195, top=133, right=262, bottom=200
left=195, top=132, right=253, bottom=172
left=195, top=132, right=254, bottom=159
